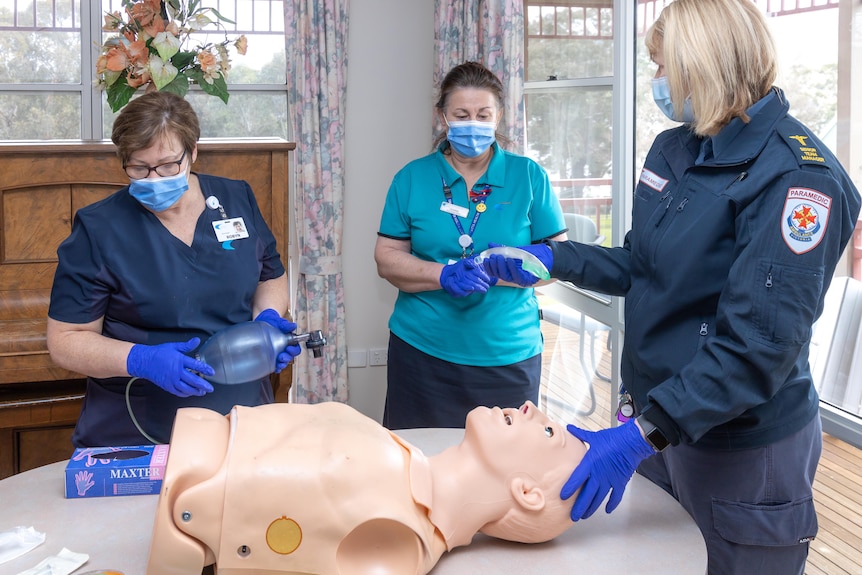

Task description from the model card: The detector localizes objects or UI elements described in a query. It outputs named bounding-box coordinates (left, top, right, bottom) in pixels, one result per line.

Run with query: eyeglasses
left=123, top=149, right=187, bottom=180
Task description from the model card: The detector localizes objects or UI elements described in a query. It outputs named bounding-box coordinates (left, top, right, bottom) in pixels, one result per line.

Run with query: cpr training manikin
left=146, top=400, right=586, bottom=575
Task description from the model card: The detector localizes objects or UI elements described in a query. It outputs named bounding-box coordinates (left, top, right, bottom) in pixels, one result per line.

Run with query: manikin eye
left=544, top=426, right=554, bottom=437
left=504, top=414, right=513, bottom=425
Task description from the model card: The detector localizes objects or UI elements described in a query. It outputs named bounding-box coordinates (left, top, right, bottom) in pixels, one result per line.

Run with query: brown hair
left=111, top=91, right=201, bottom=164
left=432, top=61, right=509, bottom=151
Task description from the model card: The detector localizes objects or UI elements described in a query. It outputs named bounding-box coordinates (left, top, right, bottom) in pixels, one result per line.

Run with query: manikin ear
left=509, top=476, right=546, bottom=511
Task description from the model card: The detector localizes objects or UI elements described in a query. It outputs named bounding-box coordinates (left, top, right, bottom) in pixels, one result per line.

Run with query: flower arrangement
left=97, top=0, right=248, bottom=112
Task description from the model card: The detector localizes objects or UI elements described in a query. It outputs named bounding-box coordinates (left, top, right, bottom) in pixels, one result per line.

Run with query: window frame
left=0, top=1, right=289, bottom=141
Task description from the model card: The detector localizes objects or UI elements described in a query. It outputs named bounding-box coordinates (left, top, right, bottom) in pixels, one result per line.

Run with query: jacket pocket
left=752, top=260, right=824, bottom=348
left=712, top=496, right=818, bottom=547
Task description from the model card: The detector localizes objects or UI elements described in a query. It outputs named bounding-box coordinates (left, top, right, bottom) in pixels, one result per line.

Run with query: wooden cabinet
left=0, top=139, right=294, bottom=478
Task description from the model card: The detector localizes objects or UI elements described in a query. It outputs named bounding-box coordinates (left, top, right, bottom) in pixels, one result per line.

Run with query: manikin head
left=461, top=401, right=586, bottom=544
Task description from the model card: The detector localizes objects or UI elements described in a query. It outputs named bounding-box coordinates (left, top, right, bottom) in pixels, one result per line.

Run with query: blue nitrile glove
left=560, top=419, right=656, bottom=521
left=254, top=308, right=302, bottom=372
left=482, top=242, right=554, bottom=287
left=439, top=257, right=495, bottom=297
left=126, top=338, right=215, bottom=397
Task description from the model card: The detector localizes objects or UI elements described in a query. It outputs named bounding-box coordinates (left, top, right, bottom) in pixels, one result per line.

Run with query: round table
left=0, top=428, right=706, bottom=574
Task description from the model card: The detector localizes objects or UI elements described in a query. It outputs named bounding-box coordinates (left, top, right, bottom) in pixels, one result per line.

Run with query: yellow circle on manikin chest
left=266, top=516, right=302, bottom=554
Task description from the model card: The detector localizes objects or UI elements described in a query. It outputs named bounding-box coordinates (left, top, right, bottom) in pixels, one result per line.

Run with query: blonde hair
left=645, top=0, right=778, bottom=136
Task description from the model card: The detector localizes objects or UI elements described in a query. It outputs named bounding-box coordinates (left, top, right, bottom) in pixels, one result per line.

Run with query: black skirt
left=382, top=332, right=541, bottom=429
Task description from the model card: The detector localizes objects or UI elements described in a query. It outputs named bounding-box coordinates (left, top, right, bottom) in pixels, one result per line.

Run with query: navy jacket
left=550, top=88, right=861, bottom=450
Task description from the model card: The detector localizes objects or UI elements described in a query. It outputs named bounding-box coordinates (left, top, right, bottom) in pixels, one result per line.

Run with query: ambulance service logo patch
left=781, top=187, right=831, bottom=254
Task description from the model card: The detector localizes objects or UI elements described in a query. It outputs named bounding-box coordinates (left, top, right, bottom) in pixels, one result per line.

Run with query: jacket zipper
left=654, top=191, right=674, bottom=227
left=725, top=171, right=749, bottom=189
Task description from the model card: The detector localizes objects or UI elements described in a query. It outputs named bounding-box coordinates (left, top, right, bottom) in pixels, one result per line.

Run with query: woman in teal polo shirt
left=375, top=61, right=566, bottom=429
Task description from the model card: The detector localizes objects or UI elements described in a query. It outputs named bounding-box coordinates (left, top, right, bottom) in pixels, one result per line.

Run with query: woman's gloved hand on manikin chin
left=254, top=309, right=302, bottom=372
left=126, top=338, right=215, bottom=397
left=560, top=419, right=656, bottom=521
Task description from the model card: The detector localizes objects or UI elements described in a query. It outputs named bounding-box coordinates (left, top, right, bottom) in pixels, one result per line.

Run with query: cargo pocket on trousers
left=712, top=496, right=818, bottom=546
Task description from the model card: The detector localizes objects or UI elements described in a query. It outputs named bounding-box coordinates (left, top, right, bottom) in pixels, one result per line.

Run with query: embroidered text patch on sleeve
left=781, top=187, right=831, bottom=254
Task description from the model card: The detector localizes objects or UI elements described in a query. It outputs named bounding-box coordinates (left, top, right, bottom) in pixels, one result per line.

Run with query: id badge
left=212, top=217, right=250, bottom=242
left=440, top=201, right=469, bottom=218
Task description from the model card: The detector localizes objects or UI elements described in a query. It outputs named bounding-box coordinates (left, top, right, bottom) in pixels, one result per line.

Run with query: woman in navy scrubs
left=47, top=91, right=300, bottom=447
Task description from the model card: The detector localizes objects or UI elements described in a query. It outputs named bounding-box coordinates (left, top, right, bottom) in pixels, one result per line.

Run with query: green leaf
left=159, top=73, right=191, bottom=99
left=107, top=80, right=137, bottom=113
left=207, top=7, right=236, bottom=25
left=171, top=50, right=197, bottom=71
left=187, top=69, right=229, bottom=105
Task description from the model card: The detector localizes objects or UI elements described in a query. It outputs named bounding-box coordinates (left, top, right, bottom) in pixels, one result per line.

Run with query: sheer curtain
left=284, top=0, right=350, bottom=403
left=434, top=0, right=525, bottom=149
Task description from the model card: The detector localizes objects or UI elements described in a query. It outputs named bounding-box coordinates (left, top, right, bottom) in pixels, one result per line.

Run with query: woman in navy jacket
left=484, top=1, right=861, bottom=573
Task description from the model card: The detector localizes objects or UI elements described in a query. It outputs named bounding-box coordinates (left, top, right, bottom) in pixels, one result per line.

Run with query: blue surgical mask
left=128, top=171, right=189, bottom=212
left=446, top=120, right=497, bottom=158
left=651, top=76, right=695, bottom=123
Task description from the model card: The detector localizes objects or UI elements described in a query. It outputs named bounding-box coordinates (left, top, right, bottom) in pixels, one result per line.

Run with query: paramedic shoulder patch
left=781, top=187, right=831, bottom=254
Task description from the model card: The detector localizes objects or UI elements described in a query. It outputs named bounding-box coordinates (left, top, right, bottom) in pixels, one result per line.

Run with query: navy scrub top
left=49, top=173, right=285, bottom=446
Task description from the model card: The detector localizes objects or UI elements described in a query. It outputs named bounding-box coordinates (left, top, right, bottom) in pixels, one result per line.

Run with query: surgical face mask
left=446, top=120, right=497, bottom=158
left=651, top=76, right=695, bottom=123
left=128, top=171, right=189, bottom=212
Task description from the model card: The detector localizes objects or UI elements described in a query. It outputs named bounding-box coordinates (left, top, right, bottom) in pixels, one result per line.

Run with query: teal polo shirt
left=378, top=142, right=565, bottom=366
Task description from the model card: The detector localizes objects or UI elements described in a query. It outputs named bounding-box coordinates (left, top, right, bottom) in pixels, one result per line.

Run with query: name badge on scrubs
left=440, top=201, right=469, bottom=218
left=212, top=217, right=250, bottom=242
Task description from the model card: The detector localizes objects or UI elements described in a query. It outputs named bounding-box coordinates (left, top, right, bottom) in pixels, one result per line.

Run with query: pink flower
left=96, top=1, right=248, bottom=112
left=235, top=35, right=248, bottom=56
left=129, top=0, right=161, bottom=28
left=197, top=50, right=220, bottom=83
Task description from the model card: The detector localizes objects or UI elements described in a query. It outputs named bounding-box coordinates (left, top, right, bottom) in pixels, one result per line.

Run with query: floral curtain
left=434, top=0, right=525, bottom=150
left=284, top=0, right=349, bottom=403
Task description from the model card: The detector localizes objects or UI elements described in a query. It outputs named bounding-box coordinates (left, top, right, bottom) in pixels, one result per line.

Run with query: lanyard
left=441, top=177, right=491, bottom=258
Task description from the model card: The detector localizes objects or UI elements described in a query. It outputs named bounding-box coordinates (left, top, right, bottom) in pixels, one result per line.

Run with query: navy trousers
left=638, top=415, right=821, bottom=575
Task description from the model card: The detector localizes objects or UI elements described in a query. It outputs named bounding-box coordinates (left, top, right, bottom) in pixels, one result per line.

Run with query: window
left=524, top=1, right=614, bottom=258
left=524, top=0, right=623, bottom=426
left=0, top=0, right=287, bottom=140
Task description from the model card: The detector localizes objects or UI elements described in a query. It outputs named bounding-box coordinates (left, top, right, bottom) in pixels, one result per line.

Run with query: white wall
left=342, top=1, right=435, bottom=421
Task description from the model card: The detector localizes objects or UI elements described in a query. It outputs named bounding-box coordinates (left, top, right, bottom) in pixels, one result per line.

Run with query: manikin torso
left=147, top=403, right=447, bottom=575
